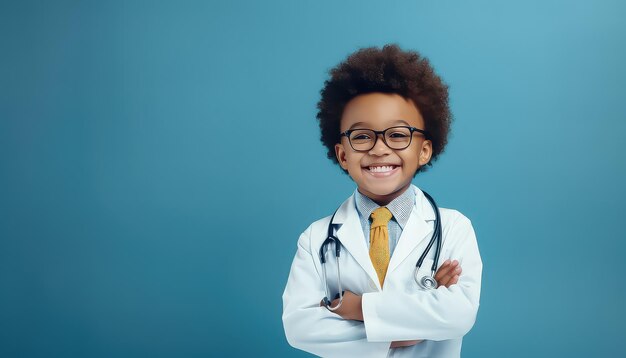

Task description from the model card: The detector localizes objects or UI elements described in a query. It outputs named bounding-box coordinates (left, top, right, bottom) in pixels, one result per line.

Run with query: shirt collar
left=354, top=186, right=415, bottom=229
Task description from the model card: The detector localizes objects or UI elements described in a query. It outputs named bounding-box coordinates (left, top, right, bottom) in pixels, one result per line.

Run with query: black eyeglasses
left=339, top=126, right=428, bottom=152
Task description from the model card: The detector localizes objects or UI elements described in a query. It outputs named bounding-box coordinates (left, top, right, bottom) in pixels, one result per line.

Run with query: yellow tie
left=370, top=207, right=393, bottom=287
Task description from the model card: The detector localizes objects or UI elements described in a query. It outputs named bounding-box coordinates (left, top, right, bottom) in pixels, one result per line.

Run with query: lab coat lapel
left=334, top=194, right=382, bottom=290
left=387, top=186, right=436, bottom=274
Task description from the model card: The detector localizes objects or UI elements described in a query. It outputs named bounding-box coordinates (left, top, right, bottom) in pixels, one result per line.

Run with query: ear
left=419, top=139, right=433, bottom=166
left=335, top=143, right=349, bottom=170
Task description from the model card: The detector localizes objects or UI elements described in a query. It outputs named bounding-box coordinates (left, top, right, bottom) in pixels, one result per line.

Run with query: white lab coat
left=282, top=185, right=482, bottom=357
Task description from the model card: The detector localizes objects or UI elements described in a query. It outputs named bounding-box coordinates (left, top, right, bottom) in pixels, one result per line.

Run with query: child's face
left=334, top=92, right=432, bottom=205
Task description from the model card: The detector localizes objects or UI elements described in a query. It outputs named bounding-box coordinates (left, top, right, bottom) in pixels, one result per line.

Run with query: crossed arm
left=320, top=259, right=463, bottom=348
left=283, top=216, right=481, bottom=356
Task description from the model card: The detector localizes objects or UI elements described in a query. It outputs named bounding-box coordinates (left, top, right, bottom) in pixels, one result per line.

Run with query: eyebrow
left=348, top=119, right=411, bottom=130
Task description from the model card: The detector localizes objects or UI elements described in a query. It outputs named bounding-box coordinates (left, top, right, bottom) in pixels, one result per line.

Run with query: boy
left=282, top=44, right=482, bottom=357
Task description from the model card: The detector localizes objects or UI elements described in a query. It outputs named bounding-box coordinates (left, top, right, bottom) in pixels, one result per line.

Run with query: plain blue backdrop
left=1, top=0, right=625, bottom=357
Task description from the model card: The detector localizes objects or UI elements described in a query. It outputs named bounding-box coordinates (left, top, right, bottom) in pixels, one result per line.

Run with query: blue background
left=1, top=0, right=625, bottom=357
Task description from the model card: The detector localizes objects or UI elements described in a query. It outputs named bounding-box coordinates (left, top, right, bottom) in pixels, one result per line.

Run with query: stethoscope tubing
left=320, top=211, right=343, bottom=310
left=319, top=190, right=442, bottom=310
left=415, top=190, right=442, bottom=275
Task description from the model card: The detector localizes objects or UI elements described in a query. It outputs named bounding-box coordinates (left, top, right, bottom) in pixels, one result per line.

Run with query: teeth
left=369, top=165, right=395, bottom=173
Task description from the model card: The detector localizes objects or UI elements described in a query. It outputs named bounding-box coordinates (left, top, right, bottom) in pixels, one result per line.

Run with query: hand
left=323, top=293, right=424, bottom=347
left=390, top=340, right=423, bottom=347
left=319, top=290, right=363, bottom=321
left=434, top=259, right=462, bottom=288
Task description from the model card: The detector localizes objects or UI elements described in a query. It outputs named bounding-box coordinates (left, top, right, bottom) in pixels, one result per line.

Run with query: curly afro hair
left=316, top=43, right=452, bottom=175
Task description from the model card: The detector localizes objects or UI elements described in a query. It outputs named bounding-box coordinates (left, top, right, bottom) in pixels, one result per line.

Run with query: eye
left=352, top=133, right=372, bottom=140
left=388, top=132, right=409, bottom=138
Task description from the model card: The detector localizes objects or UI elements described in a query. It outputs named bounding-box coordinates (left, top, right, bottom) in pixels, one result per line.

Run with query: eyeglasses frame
left=339, top=125, right=428, bottom=152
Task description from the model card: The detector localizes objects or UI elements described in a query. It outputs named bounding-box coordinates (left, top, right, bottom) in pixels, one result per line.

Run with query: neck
left=358, top=183, right=411, bottom=206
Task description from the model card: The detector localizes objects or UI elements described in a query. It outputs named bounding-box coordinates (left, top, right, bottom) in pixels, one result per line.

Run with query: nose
left=368, top=133, right=391, bottom=156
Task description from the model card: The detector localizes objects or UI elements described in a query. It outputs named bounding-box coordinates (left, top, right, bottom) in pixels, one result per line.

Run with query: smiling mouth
left=364, top=165, right=399, bottom=173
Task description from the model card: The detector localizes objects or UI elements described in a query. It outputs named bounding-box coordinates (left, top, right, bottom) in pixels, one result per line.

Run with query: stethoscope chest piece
left=415, top=269, right=438, bottom=290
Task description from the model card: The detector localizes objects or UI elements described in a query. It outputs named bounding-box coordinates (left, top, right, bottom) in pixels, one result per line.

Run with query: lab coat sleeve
left=361, top=212, right=482, bottom=342
left=282, top=225, right=391, bottom=357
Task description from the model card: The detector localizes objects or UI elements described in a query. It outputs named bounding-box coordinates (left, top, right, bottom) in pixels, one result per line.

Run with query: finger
left=438, top=274, right=451, bottom=287
left=434, top=260, right=453, bottom=281
left=439, top=265, right=462, bottom=288
left=438, top=269, right=455, bottom=287
left=445, top=275, right=459, bottom=287
left=450, top=269, right=460, bottom=281
left=435, top=260, right=459, bottom=282
left=444, top=271, right=462, bottom=288
left=435, top=271, right=451, bottom=286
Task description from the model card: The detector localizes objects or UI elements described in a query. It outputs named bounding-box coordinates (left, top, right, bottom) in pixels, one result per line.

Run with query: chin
left=363, top=184, right=404, bottom=197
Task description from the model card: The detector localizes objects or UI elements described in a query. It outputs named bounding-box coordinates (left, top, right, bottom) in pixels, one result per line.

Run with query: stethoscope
left=319, top=190, right=442, bottom=311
